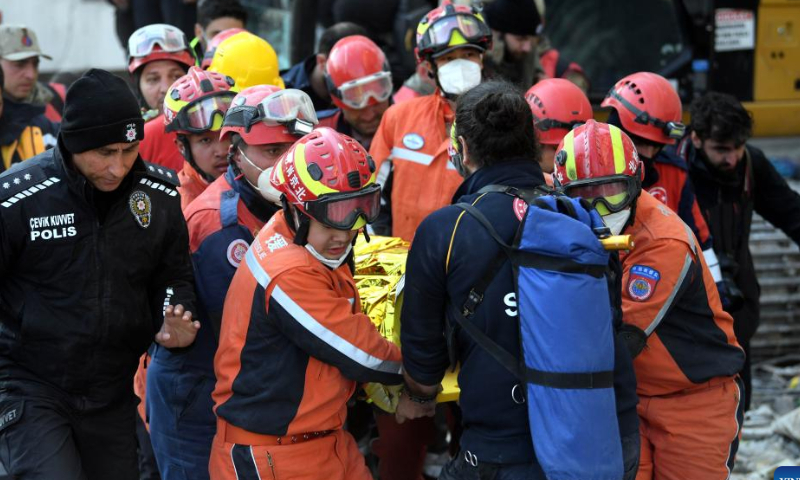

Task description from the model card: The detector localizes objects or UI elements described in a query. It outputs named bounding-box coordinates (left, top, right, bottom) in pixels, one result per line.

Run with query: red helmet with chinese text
left=415, top=1, right=492, bottom=64
left=525, top=79, right=592, bottom=145
left=325, top=35, right=393, bottom=110
left=127, top=24, right=195, bottom=74
left=221, top=85, right=318, bottom=145
left=202, top=28, right=246, bottom=69
left=601, top=72, right=685, bottom=145
left=553, top=120, right=643, bottom=215
left=163, top=66, right=238, bottom=134
left=270, top=127, right=379, bottom=230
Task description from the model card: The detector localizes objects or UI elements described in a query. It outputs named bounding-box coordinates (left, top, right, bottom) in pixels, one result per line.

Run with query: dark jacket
left=0, top=139, right=196, bottom=403
left=682, top=141, right=800, bottom=344
left=281, top=55, right=333, bottom=112
left=401, top=160, right=639, bottom=465
left=0, top=96, right=60, bottom=171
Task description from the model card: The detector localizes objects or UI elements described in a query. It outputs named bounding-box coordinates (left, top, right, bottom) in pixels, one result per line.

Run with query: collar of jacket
left=224, top=166, right=280, bottom=222
left=54, top=135, right=147, bottom=200
left=452, top=158, right=545, bottom=203
left=0, top=96, right=48, bottom=144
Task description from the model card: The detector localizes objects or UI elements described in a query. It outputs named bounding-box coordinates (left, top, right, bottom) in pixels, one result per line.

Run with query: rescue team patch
left=129, top=191, right=152, bottom=229
left=0, top=403, right=21, bottom=432
left=648, top=186, right=668, bottom=205
left=226, top=239, right=249, bottom=267
left=627, top=265, right=661, bottom=301
left=402, top=133, right=424, bottom=150
left=513, top=198, right=528, bottom=221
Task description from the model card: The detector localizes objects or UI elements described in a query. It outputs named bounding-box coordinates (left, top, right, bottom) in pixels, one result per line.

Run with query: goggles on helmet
left=328, top=71, right=393, bottom=110
left=128, top=24, right=189, bottom=59
left=560, top=175, right=640, bottom=215
left=225, top=89, right=318, bottom=135
left=304, top=183, right=381, bottom=230
left=166, top=92, right=235, bottom=134
left=535, top=117, right=584, bottom=132
left=418, top=13, right=491, bottom=56
left=607, top=90, right=686, bottom=140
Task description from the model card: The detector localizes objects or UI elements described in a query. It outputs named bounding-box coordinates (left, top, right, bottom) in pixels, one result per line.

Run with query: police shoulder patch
left=0, top=163, right=55, bottom=207
left=627, top=265, right=661, bottom=302
left=143, top=161, right=180, bottom=187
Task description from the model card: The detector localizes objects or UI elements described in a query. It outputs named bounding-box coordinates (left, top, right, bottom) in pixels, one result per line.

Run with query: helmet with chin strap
left=270, top=127, right=380, bottom=244
left=525, top=79, right=592, bottom=146
left=553, top=120, right=643, bottom=216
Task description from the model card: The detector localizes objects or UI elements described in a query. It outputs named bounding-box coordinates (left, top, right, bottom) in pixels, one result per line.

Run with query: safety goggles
left=328, top=71, right=393, bottom=110
left=535, top=117, right=584, bottom=132
left=128, top=24, right=189, bottom=58
left=607, top=90, right=686, bottom=140
left=225, top=89, right=318, bottom=135
left=560, top=175, right=640, bottom=214
left=166, top=93, right=235, bottom=133
left=418, top=13, right=491, bottom=55
left=305, top=183, right=381, bottom=230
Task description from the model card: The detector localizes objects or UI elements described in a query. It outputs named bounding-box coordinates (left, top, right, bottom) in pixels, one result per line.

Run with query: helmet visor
left=337, top=72, right=393, bottom=110
left=420, top=13, right=490, bottom=54
left=257, top=89, right=319, bottom=125
left=306, top=184, right=381, bottom=230
left=561, top=176, right=638, bottom=214
left=173, top=93, right=234, bottom=133
left=128, top=24, right=188, bottom=58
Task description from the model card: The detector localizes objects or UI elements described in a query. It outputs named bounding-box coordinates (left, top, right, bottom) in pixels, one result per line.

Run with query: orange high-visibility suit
left=209, top=211, right=403, bottom=480
left=622, top=192, right=745, bottom=480
left=369, top=93, right=463, bottom=242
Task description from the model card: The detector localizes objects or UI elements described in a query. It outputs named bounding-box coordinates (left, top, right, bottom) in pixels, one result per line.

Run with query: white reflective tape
left=703, top=248, right=723, bottom=283
left=42, top=179, right=53, bottom=187
left=249, top=446, right=263, bottom=480
left=390, top=147, right=434, bottom=166
left=140, top=178, right=148, bottom=184
left=683, top=223, right=698, bottom=255
left=1, top=202, right=10, bottom=208
left=245, top=247, right=401, bottom=375
left=168, top=190, right=178, bottom=197
left=644, top=253, right=693, bottom=336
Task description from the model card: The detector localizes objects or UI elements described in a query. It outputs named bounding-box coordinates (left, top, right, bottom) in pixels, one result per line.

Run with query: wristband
left=401, top=384, right=437, bottom=404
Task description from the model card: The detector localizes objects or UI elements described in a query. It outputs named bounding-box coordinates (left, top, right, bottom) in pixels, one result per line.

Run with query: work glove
left=362, top=382, right=403, bottom=413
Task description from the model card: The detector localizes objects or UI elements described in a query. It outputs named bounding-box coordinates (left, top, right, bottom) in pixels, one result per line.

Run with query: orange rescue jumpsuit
left=621, top=192, right=745, bottom=480
left=178, top=162, right=210, bottom=211
left=209, top=211, right=403, bottom=480
left=369, top=92, right=463, bottom=242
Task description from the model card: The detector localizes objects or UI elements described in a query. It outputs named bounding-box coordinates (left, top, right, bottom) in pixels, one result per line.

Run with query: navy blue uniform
left=401, top=160, right=639, bottom=474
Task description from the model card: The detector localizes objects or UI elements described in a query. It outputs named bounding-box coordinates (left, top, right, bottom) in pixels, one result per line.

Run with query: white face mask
left=602, top=209, right=632, bottom=236
left=437, top=59, right=482, bottom=95
left=305, top=243, right=353, bottom=270
left=256, top=167, right=282, bottom=205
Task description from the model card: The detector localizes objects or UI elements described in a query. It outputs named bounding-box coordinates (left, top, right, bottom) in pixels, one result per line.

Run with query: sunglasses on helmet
left=560, top=174, right=641, bottom=215
left=128, top=24, right=189, bottom=59
left=225, top=89, right=318, bottom=136
left=166, top=92, right=235, bottom=134
left=305, top=184, right=382, bottom=230
left=418, top=13, right=491, bottom=55
left=327, top=71, right=393, bottom=110
left=607, top=90, right=686, bottom=140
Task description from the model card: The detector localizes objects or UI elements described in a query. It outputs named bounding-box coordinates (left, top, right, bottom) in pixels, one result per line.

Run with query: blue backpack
left=453, top=185, right=623, bottom=480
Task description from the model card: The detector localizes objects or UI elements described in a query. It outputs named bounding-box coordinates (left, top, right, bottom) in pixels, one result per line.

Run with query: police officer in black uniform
left=0, top=69, right=200, bottom=480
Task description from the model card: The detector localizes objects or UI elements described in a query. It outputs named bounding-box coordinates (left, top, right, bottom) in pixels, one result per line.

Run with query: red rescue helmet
left=127, top=24, right=195, bottom=74
left=221, top=85, right=319, bottom=145
left=415, top=0, right=492, bottom=64
left=163, top=66, right=238, bottom=134
left=270, top=127, right=380, bottom=230
left=325, top=35, right=393, bottom=110
left=201, top=28, right=246, bottom=69
left=601, top=72, right=685, bottom=145
left=525, top=79, right=592, bottom=146
left=553, top=120, right=643, bottom=215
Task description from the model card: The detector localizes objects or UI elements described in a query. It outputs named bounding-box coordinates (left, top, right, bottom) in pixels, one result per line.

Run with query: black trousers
left=0, top=380, right=138, bottom=480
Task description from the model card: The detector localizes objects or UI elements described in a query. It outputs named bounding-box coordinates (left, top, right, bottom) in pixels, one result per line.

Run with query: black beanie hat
left=60, top=69, right=145, bottom=154
left=484, top=0, right=542, bottom=37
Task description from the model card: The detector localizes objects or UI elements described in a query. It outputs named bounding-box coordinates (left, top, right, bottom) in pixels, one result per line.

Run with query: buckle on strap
left=462, top=289, right=484, bottom=317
